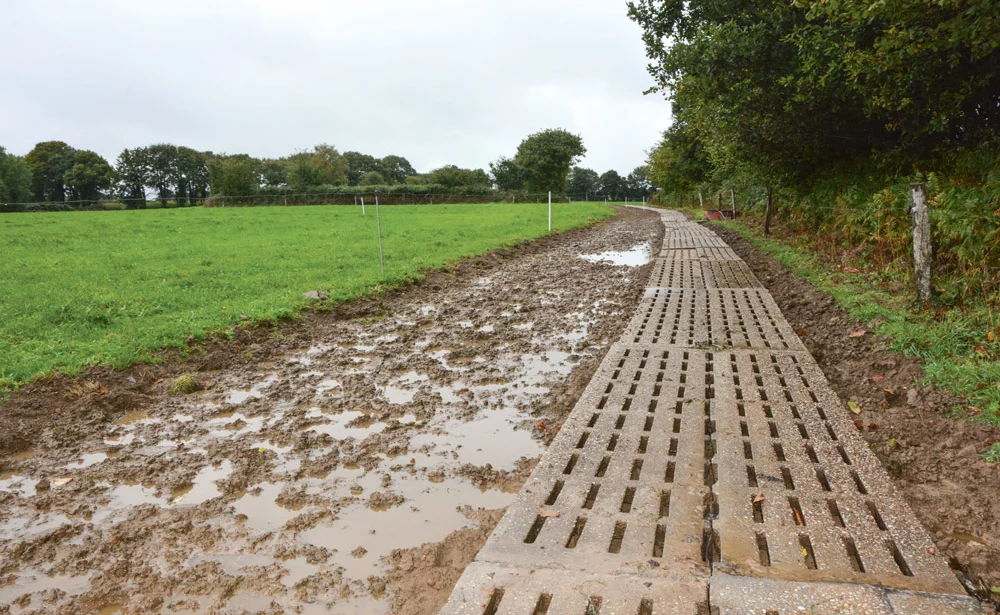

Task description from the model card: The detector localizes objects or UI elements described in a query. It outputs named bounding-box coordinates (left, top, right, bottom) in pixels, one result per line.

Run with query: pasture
left=0, top=202, right=612, bottom=387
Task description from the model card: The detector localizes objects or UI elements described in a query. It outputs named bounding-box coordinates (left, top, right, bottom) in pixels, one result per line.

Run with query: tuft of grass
left=984, top=443, right=1000, bottom=463
left=717, top=220, right=1000, bottom=430
left=168, top=375, right=199, bottom=395
left=0, top=203, right=612, bottom=389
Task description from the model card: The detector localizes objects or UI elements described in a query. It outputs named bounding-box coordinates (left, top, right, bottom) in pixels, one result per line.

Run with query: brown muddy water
left=0, top=209, right=661, bottom=615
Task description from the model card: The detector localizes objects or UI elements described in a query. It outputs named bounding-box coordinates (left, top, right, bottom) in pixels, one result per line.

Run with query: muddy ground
left=712, top=222, right=1000, bottom=609
left=0, top=207, right=663, bottom=615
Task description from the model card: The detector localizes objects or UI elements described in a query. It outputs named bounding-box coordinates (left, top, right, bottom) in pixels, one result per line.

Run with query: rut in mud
left=0, top=208, right=663, bottom=615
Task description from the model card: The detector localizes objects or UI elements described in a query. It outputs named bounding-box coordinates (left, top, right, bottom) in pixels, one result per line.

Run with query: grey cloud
left=0, top=0, right=671, bottom=174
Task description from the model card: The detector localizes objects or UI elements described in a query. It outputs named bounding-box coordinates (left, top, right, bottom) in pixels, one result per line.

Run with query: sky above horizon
left=0, top=0, right=672, bottom=175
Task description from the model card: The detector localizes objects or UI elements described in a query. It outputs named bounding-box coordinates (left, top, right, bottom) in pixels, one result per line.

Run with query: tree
left=489, top=156, right=525, bottom=190
left=791, top=0, right=1000, bottom=148
left=115, top=147, right=150, bottom=208
left=208, top=154, right=261, bottom=197
left=426, top=165, right=491, bottom=188
left=566, top=167, right=600, bottom=197
left=146, top=144, right=179, bottom=204
left=286, top=144, right=348, bottom=190
left=598, top=170, right=626, bottom=199
left=379, top=155, right=416, bottom=184
left=0, top=147, right=32, bottom=204
left=625, top=166, right=654, bottom=199
left=344, top=151, right=380, bottom=186
left=627, top=0, right=881, bottom=185
left=646, top=121, right=711, bottom=197
left=63, top=150, right=116, bottom=204
left=260, top=158, right=287, bottom=188
left=512, top=129, right=586, bottom=193
left=175, top=147, right=210, bottom=205
left=25, top=141, right=75, bottom=202
left=359, top=171, right=387, bottom=186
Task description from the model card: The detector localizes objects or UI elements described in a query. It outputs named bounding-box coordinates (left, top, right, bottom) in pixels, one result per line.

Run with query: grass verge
left=714, top=220, right=1000, bottom=440
left=0, top=202, right=612, bottom=389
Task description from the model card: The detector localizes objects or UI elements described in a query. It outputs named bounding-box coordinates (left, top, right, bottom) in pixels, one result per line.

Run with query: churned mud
left=0, top=207, right=662, bottom=615
left=712, top=222, right=1000, bottom=610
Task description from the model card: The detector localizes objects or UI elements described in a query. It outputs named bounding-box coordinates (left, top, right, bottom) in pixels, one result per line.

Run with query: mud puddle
left=0, top=208, right=662, bottom=615
left=579, top=242, right=654, bottom=267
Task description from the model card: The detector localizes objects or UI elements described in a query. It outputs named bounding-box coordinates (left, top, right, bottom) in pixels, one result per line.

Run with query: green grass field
left=0, top=203, right=612, bottom=388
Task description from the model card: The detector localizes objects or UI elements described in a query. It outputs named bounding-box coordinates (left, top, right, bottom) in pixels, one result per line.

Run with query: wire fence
left=0, top=191, right=650, bottom=213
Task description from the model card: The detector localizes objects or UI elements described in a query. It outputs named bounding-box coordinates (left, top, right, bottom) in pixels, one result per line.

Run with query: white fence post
left=548, top=191, right=552, bottom=232
left=375, top=193, right=385, bottom=276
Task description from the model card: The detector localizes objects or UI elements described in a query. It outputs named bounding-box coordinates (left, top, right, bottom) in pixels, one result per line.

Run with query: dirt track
left=0, top=207, right=662, bottom=615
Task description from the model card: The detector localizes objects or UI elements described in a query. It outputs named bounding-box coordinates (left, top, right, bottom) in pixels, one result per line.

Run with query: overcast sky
left=0, top=0, right=671, bottom=175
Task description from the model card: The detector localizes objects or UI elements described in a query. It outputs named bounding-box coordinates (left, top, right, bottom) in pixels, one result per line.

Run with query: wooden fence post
left=764, top=186, right=773, bottom=235
left=908, top=183, right=933, bottom=304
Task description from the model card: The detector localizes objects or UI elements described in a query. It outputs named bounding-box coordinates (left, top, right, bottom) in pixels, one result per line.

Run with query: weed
left=168, top=375, right=199, bottom=395
left=984, top=443, right=1000, bottom=464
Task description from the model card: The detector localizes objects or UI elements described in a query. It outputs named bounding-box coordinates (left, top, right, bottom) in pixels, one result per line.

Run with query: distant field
left=0, top=203, right=613, bottom=387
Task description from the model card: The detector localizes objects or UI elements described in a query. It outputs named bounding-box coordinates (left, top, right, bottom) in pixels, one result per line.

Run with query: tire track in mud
left=0, top=207, right=663, bottom=615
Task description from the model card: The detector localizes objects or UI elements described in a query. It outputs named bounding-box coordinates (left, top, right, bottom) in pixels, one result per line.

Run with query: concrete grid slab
left=625, top=288, right=805, bottom=350
left=439, top=211, right=982, bottom=615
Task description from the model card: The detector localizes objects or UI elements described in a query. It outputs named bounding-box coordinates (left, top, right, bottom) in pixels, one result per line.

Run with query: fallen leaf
left=927, top=547, right=937, bottom=555
left=753, top=494, right=765, bottom=503
left=848, top=329, right=867, bottom=338
left=871, top=375, right=885, bottom=382
left=52, top=477, right=73, bottom=487
left=853, top=420, right=865, bottom=430
left=99, top=386, right=109, bottom=396
left=975, top=344, right=987, bottom=357
left=988, top=331, right=996, bottom=343
left=792, top=507, right=805, bottom=525
left=868, top=423, right=879, bottom=431
left=537, top=507, right=561, bottom=518
left=883, top=388, right=895, bottom=395
left=848, top=401, right=862, bottom=414
left=801, top=546, right=809, bottom=557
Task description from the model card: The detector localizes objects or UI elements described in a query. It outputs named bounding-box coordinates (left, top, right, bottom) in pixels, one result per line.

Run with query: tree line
left=628, top=0, right=999, bottom=199
left=1, top=128, right=654, bottom=210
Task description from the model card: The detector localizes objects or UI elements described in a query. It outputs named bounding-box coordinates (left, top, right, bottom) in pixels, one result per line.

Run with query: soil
left=711, top=222, right=1000, bottom=610
left=0, top=207, right=663, bottom=615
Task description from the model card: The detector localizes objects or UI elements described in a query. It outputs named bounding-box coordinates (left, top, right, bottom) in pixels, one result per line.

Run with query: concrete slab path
left=439, top=210, right=982, bottom=615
